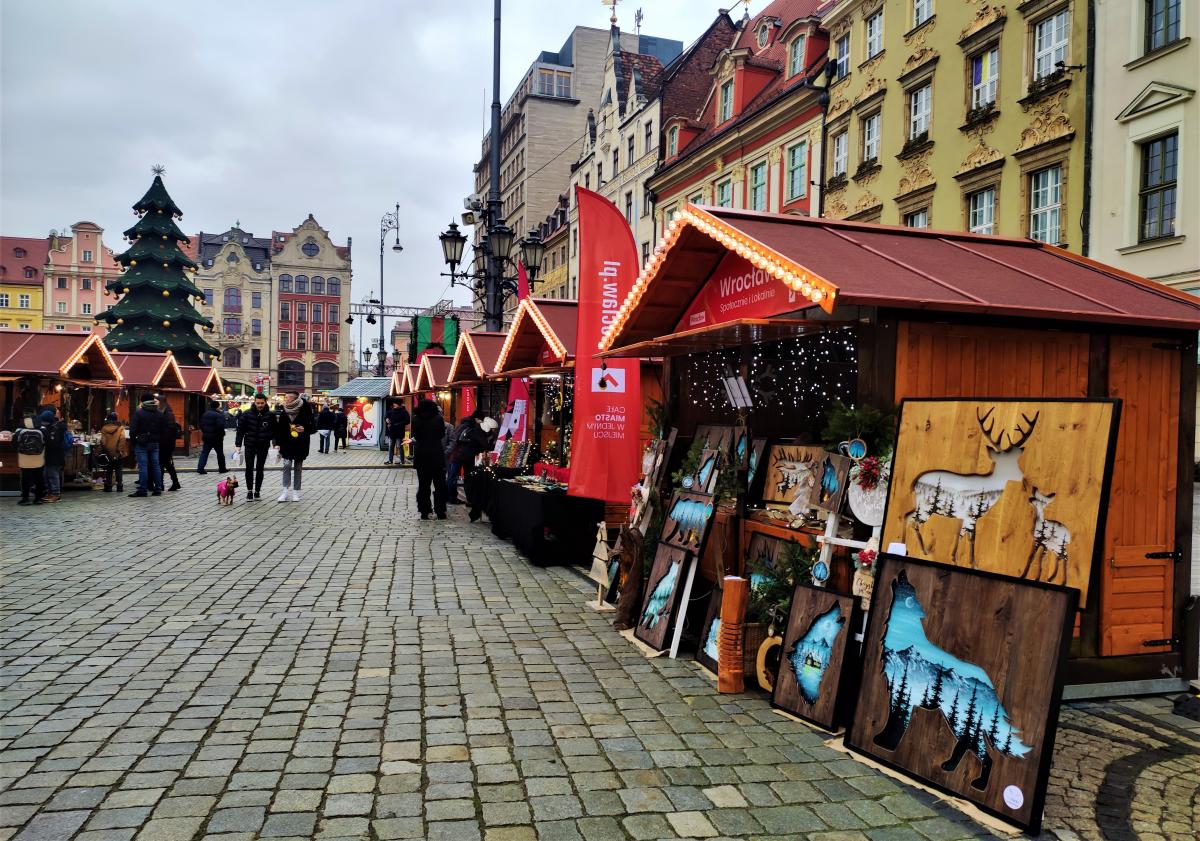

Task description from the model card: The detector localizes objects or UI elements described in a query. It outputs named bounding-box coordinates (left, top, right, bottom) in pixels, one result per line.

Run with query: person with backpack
left=156, top=396, right=182, bottom=491
left=98, top=411, right=129, bottom=493
left=196, top=400, right=227, bottom=474
left=235, top=392, right=277, bottom=500
left=316, top=403, right=335, bottom=454
left=333, top=407, right=348, bottom=451
left=128, top=394, right=164, bottom=497
left=385, top=401, right=410, bottom=465
left=16, top=415, right=46, bottom=505
left=38, top=406, right=68, bottom=503
left=445, top=409, right=486, bottom=505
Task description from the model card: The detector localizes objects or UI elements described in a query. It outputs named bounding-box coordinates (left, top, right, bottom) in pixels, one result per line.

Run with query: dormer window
left=757, top=24, right=771, bottom=48
left=668, top=126, right=679, bottom=156
left=719, top=79, right=734, bottom=123
left=13, top=247, right=25, bottom=258
left=788, top=35, right=808, bottom=77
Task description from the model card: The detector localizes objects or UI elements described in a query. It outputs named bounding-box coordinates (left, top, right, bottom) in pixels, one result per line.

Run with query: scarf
left=282, top=395, right=304, bottom=422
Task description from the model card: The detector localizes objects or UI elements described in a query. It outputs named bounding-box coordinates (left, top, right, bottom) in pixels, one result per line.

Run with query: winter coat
left=100, top=422, right=130, bottom=459
left=130, top=401, right=163, bottom=449
left=38, top=410, right=68, bottom=467
left=236, top=405, right=277, bottom=449
left=333, top=411, right=348, bottom=435
left=158, top=405, right=180, bottom=458
left=223, top=409, right=238, bottom=430
left=386, top=406, right=410, bottom=436
left=274, top=402, right=317, bottom=462
left=317, top=407, right=336, bottom=431
left=410, top=399, right=447, bottom=467
left=456, top=422, right=489, bottom=462
left=199, top=409, right=225, bottom=443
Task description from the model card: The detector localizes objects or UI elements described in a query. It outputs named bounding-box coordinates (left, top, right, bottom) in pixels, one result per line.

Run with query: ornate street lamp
left=520, top=228, right=545, bottom=283
left=439, top=222, right=468, bottom=271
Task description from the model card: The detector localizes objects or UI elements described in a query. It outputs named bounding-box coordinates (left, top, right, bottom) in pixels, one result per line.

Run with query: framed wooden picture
left=695, top=589, right=722, bottom=674
left=772, top=585, right=860, bottom=731
left=809, top=452, right=852, bottom=513
left=747, top=437, right=769, bottom=488
left=761, top=444, right=826, bottom=506
left=732, top=426, right=750, bottom=469
left=679, top=448, right=721, bottom=494
left=844, top=554, right=1078, bottom=834
left=635, top=543, right=691, bottom=652
left=661, top=491, right=716, bottom=553
left=880, top=398, right=1119, bottom=605
left=694, top=424, right=734, bottom=458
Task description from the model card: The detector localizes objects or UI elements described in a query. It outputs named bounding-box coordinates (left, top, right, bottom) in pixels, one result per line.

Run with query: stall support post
left=668, top=556, right=698, bottom=659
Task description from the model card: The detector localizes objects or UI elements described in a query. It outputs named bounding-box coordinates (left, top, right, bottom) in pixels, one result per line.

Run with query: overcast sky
left=1, top=0, right=760, bottom=339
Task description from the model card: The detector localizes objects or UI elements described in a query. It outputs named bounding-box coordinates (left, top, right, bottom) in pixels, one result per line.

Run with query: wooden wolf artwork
left=881, top=399, right=1118, bottom=605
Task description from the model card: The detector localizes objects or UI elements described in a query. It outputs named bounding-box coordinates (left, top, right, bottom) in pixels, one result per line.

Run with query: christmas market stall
left=0, top=330, right=124, bottom=492
left=171, top=364, right=225, bottom=452
left=111, top=351, right=188, bottom=451
left=598, top=205, right=1200, bottom=700
left=325, top=377, right=389, bottom=448
left=414, top=353, right=455, bottom=419
left=446, top=330, right=508, bottom=421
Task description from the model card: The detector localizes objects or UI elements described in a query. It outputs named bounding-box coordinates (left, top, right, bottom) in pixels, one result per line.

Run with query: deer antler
left=976, top=407, right=1005, bottom=451
left=977, top=407, right=1040, bottom=451
left=1009, top=411, right=1040, bottom=450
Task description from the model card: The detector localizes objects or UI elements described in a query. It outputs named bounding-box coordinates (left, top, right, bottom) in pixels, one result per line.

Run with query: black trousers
left=244, top=444, right=270, bottom=493
left=333, top=432, right=347, bottom=450
left=463, top=464, right=484, bottom=517
left=20, top=467, right=45, bottom=501
left=415, top=458, right=447, bottom=516
left=103, top=460, right=124, bottom=490
left=197, top=440, right=227, bottom=472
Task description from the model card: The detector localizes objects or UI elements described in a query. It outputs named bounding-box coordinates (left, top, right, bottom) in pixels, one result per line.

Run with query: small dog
left=216, top=476, right=239, bottom=505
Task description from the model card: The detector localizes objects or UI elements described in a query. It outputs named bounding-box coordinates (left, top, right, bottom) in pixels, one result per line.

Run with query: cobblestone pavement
left=1, top=468, right=1196, bottom=841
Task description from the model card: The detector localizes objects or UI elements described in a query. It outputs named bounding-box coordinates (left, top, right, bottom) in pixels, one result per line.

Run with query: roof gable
left=0, top=331, right=122, bottom=381
left=495, top=298, right=578, bottom=373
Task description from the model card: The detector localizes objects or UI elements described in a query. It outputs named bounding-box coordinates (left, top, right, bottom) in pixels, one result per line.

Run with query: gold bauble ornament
left=130, top=260, right=137, bottom=266
left=162, top=290, right=170, bottom=297
left=157, top=210, right=163, bottom=214
left=162, top=320, right=170, bottom=327
left=122, top=287, right=130, bottom=293
left=117, top=318, right=124, bottom=325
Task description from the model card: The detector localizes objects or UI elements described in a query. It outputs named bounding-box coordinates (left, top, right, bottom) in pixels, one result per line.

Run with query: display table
left=485, top=478, right=604, bottom=567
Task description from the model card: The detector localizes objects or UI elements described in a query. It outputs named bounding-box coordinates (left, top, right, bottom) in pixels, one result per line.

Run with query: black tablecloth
left=484, top=478, right=604, bottom=567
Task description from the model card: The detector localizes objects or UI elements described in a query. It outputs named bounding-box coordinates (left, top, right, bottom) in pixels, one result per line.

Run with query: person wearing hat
left=446, top=407, right=488, bottom=505
left=37, top=406, right=68, bottom=503
left=156, top=395, right=183, bottom=491
left=99, top=411, right=129, bottom=493
left=128, top=393, right=164, bottom=497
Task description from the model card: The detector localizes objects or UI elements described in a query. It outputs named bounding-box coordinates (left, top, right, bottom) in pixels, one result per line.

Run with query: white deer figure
left=1023, top=490, right=1071, bottom=584
left=774, top=450, right=818, bottom=499
left=905, top=409, right=1051, bottom=569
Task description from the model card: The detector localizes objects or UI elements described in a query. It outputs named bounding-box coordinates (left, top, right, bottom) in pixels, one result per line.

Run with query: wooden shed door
left=1101, top=336, right=1180, bottom=656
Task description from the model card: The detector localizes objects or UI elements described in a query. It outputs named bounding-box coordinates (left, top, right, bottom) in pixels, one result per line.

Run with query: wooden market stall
left=111, top=351, right=188, bottom=449
left=601, top=204, right=1200, bottom=689
left=170, top=365, right=225, bottom=453
left=447, top=330, right=508, bottom=420
left=415, top=354, right=455, bottom=419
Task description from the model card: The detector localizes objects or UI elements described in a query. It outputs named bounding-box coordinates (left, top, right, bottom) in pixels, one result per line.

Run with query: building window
left=312, top=303, right=322, bottom=323
left=625, top=191, right=634, bottom=224
left=280, top=331, right=290, bottom=350
left=757, top=25, right=770, bottom=48
left=311, top=276, right=325, bottom=294
left=597, top=162, right=603, bottom=184
left=668, top=126, right=679, bottom=156
left=251, top=349, right=261, bottom=368
left=223, top=348, right=241, bottom=368
left=251, top=318, right=261, bottom=336
left=297, top=331, right=307, bottom=351
left=223, top=317, right=241, bottom=335
left=716, top=180, right=733, bottom=207
left=1033, top=9, right=1070, bottom=81
left=1146, top=0, right=1182, bottom=52
left=328, top=277, right=341, bottom=296
left=862, top=113, right=881, bottom=162
left=224, top=287, right=242, bottom=312
left=0, top=294, right=8, bottom=307
left=295, top=275, right=309, bottom=293
left=329, top=333, right=338, bottom=352
left=279, top=274, right=293, bottom=292
left=57, top=277, right=67, bottom=289
left=866, top=12, right=884, bottom=59
left=750, top=162, right=767, bottom=210
left=23, top=267, right=35, bottom=279
left=18, top=323, right=29, bottom=329
left=301, top=241, right=320, bottom=257
left=970, top=47, right=999, bottom=109
left=55, top=324, right=66, bottom=331
left=627, top=135, right=635, bottom=166
left=789, top=35, right=807, bottom=77
left=313, top=361, right=338, bottom=389
left=719, top=79, right=734, bottom=122
left=280, top=301, right=291, bottom=321
left=644, top=120, right=653, bottom=150
left=834, top=34, right=851, bottom=79
left=251, top=291, right=261, bottom=308
left=18, top=294, right=30, bottom=309
left=832, top=130, right=849, bottom=176
left=297, top=303, right=307, bottom=322
left=904, top=208, right=930, bottom=228
left=1139, top=132, right=1178, bottom=241
left=914, top=0, right=933, bottom=28
left=82, top=302, right=92, bottom=315
left=329, top=304, right=339, bottom=323
left=56, top=301, right=68, bottom=313
left=312, top=332, right=322, bottom=352
left=1029, top=165, right=1063, bottom=243
left=642, top=241, right=650, bottom=266
left=278, top=360, right=304, bottom=386
left=82, top=250, right=92, bottom=262
left=81, top=277, right=92, bottom=290
left=643, top=187, right=652, bottom=216
left=612, top=148, right=619, bottom=173
left=202, top=288, right=213, bottom=304
left=909, top=84, right=932, bottom=139
left=12, top=247, right=25, bottom=257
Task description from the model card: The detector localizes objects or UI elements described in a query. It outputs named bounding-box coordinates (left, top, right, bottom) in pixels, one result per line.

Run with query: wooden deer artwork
left=763, top=445, right=826, bottom=506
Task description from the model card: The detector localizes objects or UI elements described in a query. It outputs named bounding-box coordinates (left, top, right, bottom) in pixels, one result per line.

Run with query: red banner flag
left=569, top=187, right=642, bottom=503
left=517, top=260, right=531, bottom=301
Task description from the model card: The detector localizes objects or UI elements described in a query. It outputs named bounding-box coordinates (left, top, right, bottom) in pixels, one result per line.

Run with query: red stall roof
left=417, top=354, right=454, bottom=391
left=495, top=298, right=578, bottom=375
left=602, top=206, right=1200, bottom=354
left=177, top=365, right=224, bottom=395
left=112, top=351, right=186, bottom=389
left=448, top=331, right=507, bottom=384
left=0, top=330, right=122, bottom=382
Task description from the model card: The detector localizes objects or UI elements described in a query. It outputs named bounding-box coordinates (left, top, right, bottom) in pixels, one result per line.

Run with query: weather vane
left=602, top=0, right=620, bottom=25
left=151, top=164, right=166, bottom=176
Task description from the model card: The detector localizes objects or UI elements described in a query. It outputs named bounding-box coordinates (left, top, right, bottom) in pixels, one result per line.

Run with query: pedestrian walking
left=98, top=411, right=129, bottom=493
left=316, top=403, right=335, bottom=454
left=128, top=394, right=163, bottom=497
left=385, top=401, right=410, bottom=464
left=196, top=400, right=227, bottom=474
left=275, top=390, right=316, bottom=501
left=156, top=396, right=182, bottom=491
left=411, top=398, right=448, bottom=520
left=446, top=408, right=487, bottom=505
left=333, top=407, right=348, bottom=451
left=38, top=406, right=68, bottom=503
left=15, top=415, right=46, bottom=505
left=235, top=393, right=275, bottom=500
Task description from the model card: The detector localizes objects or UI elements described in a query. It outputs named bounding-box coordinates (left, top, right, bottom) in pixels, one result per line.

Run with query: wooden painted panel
left=1101, top=337, right=1179, bottom=656
left=635, top=543, right=690, bottom=652
left=772, top=586, right=859, bottom=730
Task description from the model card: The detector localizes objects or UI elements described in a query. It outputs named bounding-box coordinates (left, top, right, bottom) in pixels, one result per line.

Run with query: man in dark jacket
left=333, top=407, right=348, bottom=450
left=38, top=406, right=68, bottom=503
left=411, top=398, right=448, bottom=519
left=197, top=400, right=227, bottom=474
left=316, top=404, right=336, bottom=454
left=385, top=401, right=411, bottom=465
left=128, top=394, right=164, bottom=497
left=156, top=396, right=182, bottom=491
left=235, top=393, right=277, bottom=500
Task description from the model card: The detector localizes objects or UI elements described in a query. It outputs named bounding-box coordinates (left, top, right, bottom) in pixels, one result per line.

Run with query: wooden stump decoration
left=717, top=576, right=749, bottom=693
left=612, top=525, right=644, bottom=631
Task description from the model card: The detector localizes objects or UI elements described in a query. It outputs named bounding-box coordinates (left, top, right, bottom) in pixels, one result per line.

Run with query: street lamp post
left=379, top=203, right=402, bottom=375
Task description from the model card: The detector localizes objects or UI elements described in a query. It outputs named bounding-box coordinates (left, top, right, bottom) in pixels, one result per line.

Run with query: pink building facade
left=45, top=222, right=121, bottom=333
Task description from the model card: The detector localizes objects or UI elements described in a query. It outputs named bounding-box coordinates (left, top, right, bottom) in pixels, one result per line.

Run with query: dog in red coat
left=216, top=476, right=239, bottom=505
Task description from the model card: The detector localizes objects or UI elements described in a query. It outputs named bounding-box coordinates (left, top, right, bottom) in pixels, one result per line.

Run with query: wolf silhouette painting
left=635, top=544, right=690, bottom=651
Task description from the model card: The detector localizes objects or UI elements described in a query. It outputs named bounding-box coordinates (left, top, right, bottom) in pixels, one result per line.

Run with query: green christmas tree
left=100, top=169, right=216, bottom=365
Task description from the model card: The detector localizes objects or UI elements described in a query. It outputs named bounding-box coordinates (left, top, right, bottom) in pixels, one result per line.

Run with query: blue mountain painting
left=703, top=617, right=720, bottom=663
left=787, top=605, right=845, bottom=704
left=748, top=447, right=761, bottom=484
left=641, top=562, right=680, bottom=629
left=666, top=496, right=713, bottom=547
left=874, top=570, right=1031, bottom=791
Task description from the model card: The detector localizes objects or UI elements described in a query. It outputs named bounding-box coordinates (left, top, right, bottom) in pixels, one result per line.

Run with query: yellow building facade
left=1, top=237, right=49, bottom=331
left=821, top=0, right=1088, bottom=250
left=0, top=282, right=44, bottom=331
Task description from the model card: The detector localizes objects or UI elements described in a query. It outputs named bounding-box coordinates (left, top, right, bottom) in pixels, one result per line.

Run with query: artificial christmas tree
left=100, top=169, right=217, bottom=365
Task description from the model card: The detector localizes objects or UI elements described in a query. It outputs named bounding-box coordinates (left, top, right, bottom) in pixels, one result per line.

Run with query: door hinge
left=1143, top=637, right=1180, bottom=648
left=1145, top=550, right=1183, bottom=562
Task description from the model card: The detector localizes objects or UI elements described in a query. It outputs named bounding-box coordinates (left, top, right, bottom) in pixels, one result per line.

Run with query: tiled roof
left=178, top=365, right=223, bottom=394
left=0, top=331, right=121, bottom=381
left=112, top=351, right=185, bottom=389
left=659, top=15, right=739, bottom=133
left=0, top=236, right=50, bottom=284
left=326, top=376, right=391, bottom=397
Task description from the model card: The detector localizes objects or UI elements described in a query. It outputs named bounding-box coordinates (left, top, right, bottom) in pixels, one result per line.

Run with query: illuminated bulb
left=162, top=290, right=170, bottom=297
left=163, top=320, right=170, bottom=327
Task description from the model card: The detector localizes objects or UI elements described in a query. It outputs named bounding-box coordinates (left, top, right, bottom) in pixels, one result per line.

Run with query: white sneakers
left=291, top=489, right=301, bottom=502
left=277, top=488, right=302, bottom=502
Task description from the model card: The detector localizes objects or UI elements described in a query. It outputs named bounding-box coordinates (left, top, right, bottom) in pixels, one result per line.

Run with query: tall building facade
left=0, top=237, right=48, bottom=331
left=45, top=223, right=121, bottom=333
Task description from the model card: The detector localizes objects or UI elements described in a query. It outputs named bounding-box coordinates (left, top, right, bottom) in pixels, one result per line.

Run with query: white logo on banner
left=591, top=367, right=626, bottom=393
